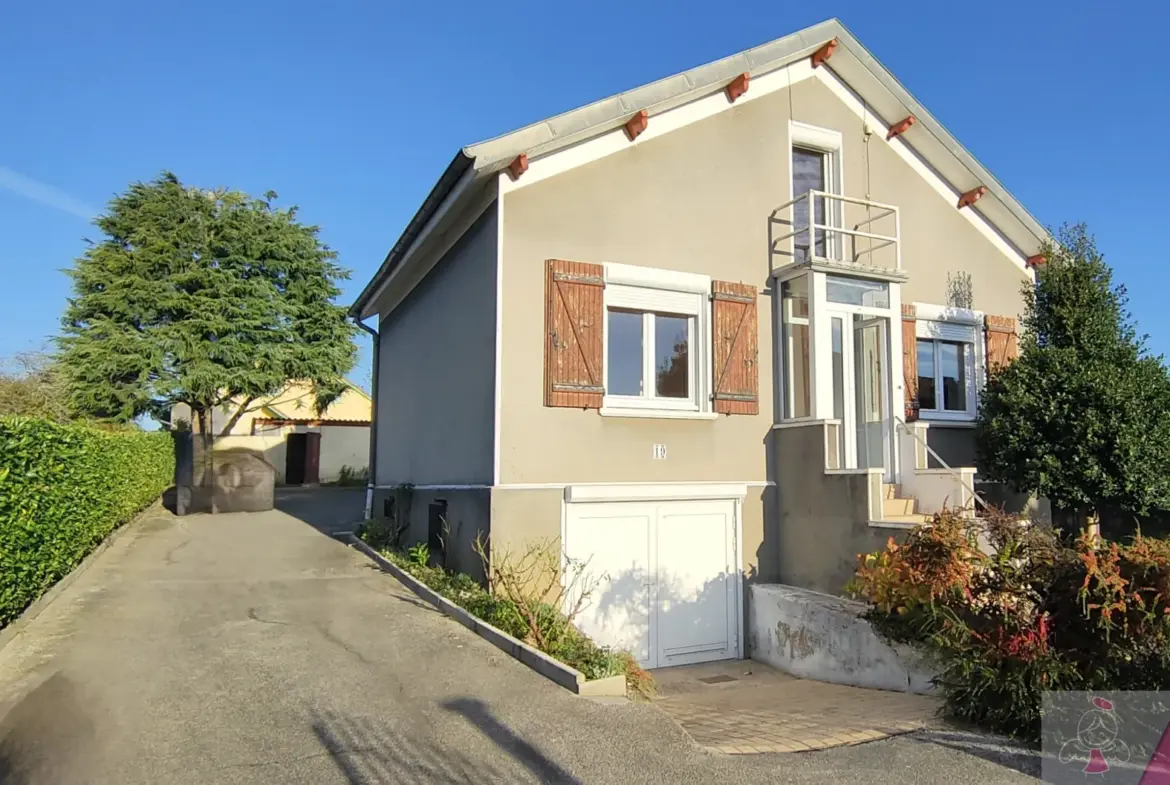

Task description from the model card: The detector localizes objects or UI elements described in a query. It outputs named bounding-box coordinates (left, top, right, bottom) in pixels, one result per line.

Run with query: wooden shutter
left=545, top=260, right=605, bottom=408
left=985, top=315, right=1019, bottom=370
left=902, top=304, right=918, bottom=421
left=711, top=281, right=759, bottom=415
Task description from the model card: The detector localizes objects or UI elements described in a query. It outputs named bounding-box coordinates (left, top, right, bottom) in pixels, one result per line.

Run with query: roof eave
left=349, top=150, right=476, bottom=319
left=353, top=18, right=1050, bottom=319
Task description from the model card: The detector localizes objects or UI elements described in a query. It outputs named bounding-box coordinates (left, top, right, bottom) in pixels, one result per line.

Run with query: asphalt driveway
left=0, top=489, right=1040, bottom=784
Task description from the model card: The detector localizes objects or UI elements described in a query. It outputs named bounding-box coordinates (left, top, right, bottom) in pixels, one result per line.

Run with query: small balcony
left=769, top=190, right=903, bottom=279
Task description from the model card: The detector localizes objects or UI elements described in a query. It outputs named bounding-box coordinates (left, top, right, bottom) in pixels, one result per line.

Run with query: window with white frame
left=789, top=122, right=843, bottom=263
left=603, top=264, right=709, bottom=413
left=914, top=306, right=983, bottom=420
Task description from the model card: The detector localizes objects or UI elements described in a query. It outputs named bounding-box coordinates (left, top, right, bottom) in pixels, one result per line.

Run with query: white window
left=603, top=264, right=710, bottom=416
left=913, top=304, right=984, bottom=421
left=789, top=122, right=844, bottom=262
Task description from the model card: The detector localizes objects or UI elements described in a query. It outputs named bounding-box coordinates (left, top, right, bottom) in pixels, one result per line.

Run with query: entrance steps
left=879, top=483, right=930, bottom=526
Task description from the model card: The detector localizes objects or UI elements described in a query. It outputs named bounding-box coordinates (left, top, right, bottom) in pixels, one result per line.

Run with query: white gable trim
left=498, top=59, right=817, bottom=196
left=497, top=60, right=1032, bottom=279
left=812, top=67, right=1033, bottom=277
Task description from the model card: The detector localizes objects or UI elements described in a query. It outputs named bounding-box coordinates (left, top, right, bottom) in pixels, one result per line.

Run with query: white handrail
left=894, top=416, right=989, bottom=512
left=770, top=190, right=901, bottom=271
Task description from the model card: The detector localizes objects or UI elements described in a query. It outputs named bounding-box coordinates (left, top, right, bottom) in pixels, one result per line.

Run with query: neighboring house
left=349, top=19, right=1047, bottom=670
left=171, top=380, right=371, bottom=485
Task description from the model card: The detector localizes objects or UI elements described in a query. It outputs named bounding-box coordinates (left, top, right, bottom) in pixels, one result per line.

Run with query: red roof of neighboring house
left=250, top=417, right=370, bottom=432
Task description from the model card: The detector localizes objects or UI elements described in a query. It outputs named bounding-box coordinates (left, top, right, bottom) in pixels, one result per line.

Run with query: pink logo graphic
left=1060, top=697, right=1130, bottom=774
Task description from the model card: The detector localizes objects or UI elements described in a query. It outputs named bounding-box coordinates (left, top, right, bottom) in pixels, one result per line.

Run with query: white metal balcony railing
left=769, top=190, right=901, bottom=275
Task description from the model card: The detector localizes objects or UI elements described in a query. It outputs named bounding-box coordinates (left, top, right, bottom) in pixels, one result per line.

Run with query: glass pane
left=607, top=309, right=643, bottom=396
left=917, top=340, right=936, bottom=410
left=826, top=275, right=889, bottom=308
left=831, top=318, right=844, bottom=421
left=854, top=316, right=887, bottom=470
left=783, top=275, right=810, bottom=318
left=654, top=314, right=689, bottom=399
left=792, top=147, right=826, bottom=262
left=941, top=342, right=968, bottom=411
left=781, top=278, right=811, bottom=419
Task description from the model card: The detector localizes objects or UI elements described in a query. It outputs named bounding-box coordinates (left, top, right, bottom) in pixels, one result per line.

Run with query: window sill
left=918, top=411, right=976, bottom=426
left=598, top=407, right=719, bottom=421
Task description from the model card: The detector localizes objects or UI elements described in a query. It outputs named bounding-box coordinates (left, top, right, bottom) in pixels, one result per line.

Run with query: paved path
left=653, top=661, right=946, bottom=754
left=0, top=490, right=1040, bottom=784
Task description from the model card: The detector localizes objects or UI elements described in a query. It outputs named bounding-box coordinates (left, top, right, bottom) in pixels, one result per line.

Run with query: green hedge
left=0, top=417, right=174, bottom=627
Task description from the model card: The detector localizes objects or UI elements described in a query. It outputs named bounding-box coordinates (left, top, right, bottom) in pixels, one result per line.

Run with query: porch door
left=853, top=317, right=889, bottom=474
left=827, top=308, right=892, bottom=479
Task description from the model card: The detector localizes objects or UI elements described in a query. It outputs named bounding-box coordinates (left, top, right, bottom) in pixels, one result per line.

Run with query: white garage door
left=564, top=498, right=739, bottom=670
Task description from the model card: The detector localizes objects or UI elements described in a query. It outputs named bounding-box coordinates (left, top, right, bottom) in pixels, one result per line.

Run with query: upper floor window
left=790, top=122, right=843, bottom=263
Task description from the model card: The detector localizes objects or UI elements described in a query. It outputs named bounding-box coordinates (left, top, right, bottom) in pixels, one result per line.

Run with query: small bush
left=407, top=542, right=429, bottom=567
left=849, top=508, right=1170, bottom=740
left=372, top=543, right=638, bottom=686
left=0, top=417, right=174, bottom=627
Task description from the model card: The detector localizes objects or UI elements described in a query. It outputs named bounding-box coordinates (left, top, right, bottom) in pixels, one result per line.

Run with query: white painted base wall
left=748, top=583, right=937, bottom=694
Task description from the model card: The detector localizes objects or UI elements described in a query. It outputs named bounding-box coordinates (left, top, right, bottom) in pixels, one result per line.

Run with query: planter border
left=346, top=535, right=626, bottom=699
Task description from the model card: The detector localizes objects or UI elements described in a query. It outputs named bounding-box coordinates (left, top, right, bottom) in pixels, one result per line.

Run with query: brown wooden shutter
left=711, top=281, right=759, bottom=415
left=902, top=304, right=918, bottom=421
left=985, top=315, right=1019, bottom=370
left=545, top=260, right=605, bottom=408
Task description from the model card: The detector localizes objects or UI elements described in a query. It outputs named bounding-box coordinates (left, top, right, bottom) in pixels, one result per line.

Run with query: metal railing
left=770, top=190, right=901, bottom=273
left=894, top=416, right=989, bottom=512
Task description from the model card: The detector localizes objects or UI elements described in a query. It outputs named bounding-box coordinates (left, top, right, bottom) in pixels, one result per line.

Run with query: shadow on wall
left=370, top=488, right=491, bottom=583
left=310, top=700, right=581, bottom=785
left=588, top=564, right=738, bottom=666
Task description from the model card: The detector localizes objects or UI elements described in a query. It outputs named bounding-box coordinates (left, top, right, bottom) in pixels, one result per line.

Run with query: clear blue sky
left=2, top=1, right=1168, bottom=390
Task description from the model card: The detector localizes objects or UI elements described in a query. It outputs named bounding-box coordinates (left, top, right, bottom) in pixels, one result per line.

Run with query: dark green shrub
left=850, top=508, right=1170, bottom=740
left=0, top=417, right=174, bottom=627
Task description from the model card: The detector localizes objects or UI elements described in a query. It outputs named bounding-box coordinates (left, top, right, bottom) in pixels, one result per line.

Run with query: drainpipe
left=354, top=317, right=379, bottom=520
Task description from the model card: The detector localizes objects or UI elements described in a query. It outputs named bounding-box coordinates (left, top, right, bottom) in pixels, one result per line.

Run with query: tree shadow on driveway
left=311, top=699, right=583, bottom=785
left=905, top=728, right=1042, bottom=778
left=275, top=487, right=365, bottom=537
left=0, top=671, right=98, bottom=785
left=442, top=697, right=583, bottom=784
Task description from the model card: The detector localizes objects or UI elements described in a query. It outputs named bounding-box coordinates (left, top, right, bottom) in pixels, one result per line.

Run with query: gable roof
left=352, top=18, right=1048, bottom=320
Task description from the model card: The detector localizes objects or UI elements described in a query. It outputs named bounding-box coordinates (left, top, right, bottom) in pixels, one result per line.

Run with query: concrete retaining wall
left=748, top=583, right=937, bottom=695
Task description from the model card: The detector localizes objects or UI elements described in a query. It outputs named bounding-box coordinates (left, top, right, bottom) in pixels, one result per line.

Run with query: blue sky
left=2, top=1, right=1168, bottom=390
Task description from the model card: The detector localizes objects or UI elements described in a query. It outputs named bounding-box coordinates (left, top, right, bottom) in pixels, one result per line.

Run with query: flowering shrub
left=849, top=509, right=1170, bottom=740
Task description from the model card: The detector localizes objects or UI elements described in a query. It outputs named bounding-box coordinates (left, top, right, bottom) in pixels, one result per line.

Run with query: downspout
left=354, top=317, right=379, bottom=520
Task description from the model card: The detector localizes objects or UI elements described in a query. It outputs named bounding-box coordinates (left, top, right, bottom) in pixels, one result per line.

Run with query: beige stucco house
left=171, top=381, right=371, bottom=485
left=350, top=19, right=1046, bottom=670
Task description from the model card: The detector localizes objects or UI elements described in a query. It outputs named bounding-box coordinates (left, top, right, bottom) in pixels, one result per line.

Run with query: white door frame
left=823, top=303, right=894, bottom=481
left=560, top=485, right=745, bottom=665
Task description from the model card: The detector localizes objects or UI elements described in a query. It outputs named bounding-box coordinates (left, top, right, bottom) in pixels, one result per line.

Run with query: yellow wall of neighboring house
left=171, top=381, right=371, bottom=435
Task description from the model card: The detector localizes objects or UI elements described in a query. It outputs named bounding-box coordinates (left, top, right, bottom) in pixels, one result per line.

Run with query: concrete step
left=882, top=496, right=917, bottom=517
left=877, top=513, right=932, bottom=526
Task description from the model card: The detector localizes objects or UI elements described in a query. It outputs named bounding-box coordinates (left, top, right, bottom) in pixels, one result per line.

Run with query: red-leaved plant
left=849, top=508, right=1170, bottom=740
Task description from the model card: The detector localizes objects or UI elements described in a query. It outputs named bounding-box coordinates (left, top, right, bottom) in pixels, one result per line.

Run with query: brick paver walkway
left=652, top=661, right=946, bottom=754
